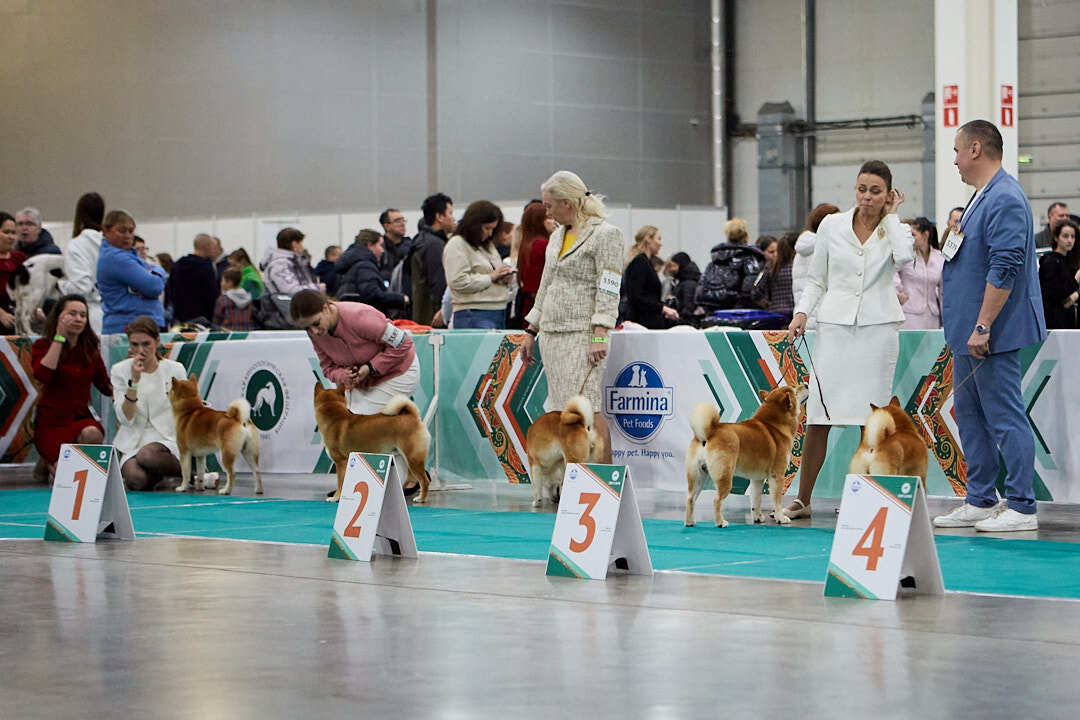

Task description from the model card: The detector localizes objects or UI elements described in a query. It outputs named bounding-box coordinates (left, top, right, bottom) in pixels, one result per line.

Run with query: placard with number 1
left=546, top=463, right=652, bottom=580
left=825, top=474, right=943, bottom=600
left=44, top=444, right=134, bottom=543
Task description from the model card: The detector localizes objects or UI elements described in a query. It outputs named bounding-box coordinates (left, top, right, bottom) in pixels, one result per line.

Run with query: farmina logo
left=605, top=362, right=673, bottom=442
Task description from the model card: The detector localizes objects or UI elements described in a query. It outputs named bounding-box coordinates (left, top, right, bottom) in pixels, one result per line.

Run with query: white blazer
left=794, top=208, right=914, bottom=326
left=110, top=358, right=188, bottom=458
left=58, top=229, right=103, bottom=332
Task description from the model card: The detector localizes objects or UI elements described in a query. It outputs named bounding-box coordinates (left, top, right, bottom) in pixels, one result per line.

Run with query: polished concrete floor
left=3, top=471, right=1080, bottom=719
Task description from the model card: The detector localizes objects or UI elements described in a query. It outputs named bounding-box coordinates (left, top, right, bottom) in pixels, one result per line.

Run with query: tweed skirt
left=805, top=322, right=901, bottom=426
left=538, top=330, right=607, bottom=412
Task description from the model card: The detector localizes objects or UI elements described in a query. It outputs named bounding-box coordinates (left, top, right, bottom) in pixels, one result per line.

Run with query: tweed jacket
left=524, top=217, right=625, bottom=332
left=794, top=209, right=915, bottom=326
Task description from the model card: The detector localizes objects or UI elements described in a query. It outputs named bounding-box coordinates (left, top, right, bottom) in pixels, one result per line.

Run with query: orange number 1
left=852, top=506, right=888, bottom=571
left=569, top=492, right=601, bottom=553
left=71, top=469, right=88, bottom=521
left=343, top=481, right=370, bottom=538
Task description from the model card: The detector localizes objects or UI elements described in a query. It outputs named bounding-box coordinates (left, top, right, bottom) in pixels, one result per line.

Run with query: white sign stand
left=44, top=444, right=134, bottom=543
left=546, top=463, right=652, bottom=579
left=328, top=452, right=417, bottom=561
left=825, top=474, right=944, bottom=600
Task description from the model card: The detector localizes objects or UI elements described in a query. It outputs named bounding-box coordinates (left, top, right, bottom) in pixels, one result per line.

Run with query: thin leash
left=951, top=357, right=985, bottom=394
left=578, top=365, right=594, bottom=397
left=790, top=334, right=830, bottom=422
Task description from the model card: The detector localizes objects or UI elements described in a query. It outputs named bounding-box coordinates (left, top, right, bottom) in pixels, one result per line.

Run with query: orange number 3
left=852, top=506, right=888, bottom=571
left=71, top=469, right=88, bottom=521
left=570, top=492, right=601, bottom=553
left=343, top=481, right=370, bottom=538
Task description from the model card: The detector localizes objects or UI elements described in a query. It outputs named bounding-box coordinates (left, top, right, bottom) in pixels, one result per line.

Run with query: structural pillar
left=934, top=0, right=1018, bottom=226
left=757, top=102, right=807, bottom=238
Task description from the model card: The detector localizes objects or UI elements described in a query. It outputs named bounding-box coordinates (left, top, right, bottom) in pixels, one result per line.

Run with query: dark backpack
left=695, top=247, right=764, bottom=311
left=256, top=292, right=294, bottom=330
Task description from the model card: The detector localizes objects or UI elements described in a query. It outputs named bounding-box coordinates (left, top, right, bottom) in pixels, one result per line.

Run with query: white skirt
left=346, top=355, right=421, bottom=415
left=804, top=322, right=901, bottom=426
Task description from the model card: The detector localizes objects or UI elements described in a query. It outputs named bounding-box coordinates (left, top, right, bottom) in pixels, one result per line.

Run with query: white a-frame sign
left=825, top=474, right=944, bottom=600
left=45, top=444, right=135, bottom=543
left=546, top=463, right=652, bottom=579
left=328, top=452, right=417, bottom=561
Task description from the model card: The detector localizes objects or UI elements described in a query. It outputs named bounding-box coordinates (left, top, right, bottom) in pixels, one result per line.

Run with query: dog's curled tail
left=863, top=408, right=896, bottom=450
left=690, top=403, right=720, bottom=443
left=561, top=396, right=594, bottom=431
left=226, top=399, right=252, bottom=425
left=380, top=395, right=420, bottom=417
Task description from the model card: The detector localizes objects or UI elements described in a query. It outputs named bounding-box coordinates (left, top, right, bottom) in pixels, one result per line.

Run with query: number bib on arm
left=598, top=268, right=621, bottom=296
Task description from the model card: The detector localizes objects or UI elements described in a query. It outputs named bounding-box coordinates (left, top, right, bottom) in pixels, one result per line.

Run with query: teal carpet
left=3, top=489, right=1078, bottom=599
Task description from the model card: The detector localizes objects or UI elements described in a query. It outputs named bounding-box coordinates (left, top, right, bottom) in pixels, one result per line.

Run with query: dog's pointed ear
left=188, top=373, right=198, bottom=382
left=890, top=396, right=901, bottom=407
left=869, top=402, right=879, bottom=411
left=758, top=389, right=769, bottom=401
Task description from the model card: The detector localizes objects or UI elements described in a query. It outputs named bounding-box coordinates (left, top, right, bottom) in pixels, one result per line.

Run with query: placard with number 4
left=328, top=452, right=417, bottom=562
left=825, top=474, right=943, bottom=600
left=546, top=464, right=652, bottom=579
left=44, top=444, right=134, bottom=543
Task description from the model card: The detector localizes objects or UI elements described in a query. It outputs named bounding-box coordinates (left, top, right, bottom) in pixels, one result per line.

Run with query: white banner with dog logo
left=824, top=474, right=943, bottom=600
left=44, top=444, right=134, bottom=543
left=328, top=453, right=417, bottom=561
left=546, top=463, right=652, bottom=579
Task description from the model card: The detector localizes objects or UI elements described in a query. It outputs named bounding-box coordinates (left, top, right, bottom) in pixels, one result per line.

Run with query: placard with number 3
left=546, top=463, right=652, bottom=580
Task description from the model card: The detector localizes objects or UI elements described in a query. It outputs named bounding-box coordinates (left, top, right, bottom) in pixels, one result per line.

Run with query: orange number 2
left=343, top=481, right=371, bottom=538
left=569, top=492, right=601, bottom=553
left=852, top=507, right=888, bottom=571
left=71, top=469, right=88, bottom=521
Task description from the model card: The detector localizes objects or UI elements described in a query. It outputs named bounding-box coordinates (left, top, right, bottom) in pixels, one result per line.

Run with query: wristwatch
left=974, top=323, right=990, bottom=335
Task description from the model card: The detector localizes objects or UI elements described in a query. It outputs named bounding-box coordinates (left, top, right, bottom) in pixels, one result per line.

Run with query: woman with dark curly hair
left=31, top=295, right=113, bottom=477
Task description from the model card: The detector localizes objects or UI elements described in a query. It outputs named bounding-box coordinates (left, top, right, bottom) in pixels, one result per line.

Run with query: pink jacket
left=309, top=302, right=415, bottom=389
left=894, top=249, right=944, bottom=329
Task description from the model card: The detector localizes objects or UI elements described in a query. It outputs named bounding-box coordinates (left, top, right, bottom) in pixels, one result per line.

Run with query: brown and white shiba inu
left=685, top=384, right=807, bottom=527
left=312, top=383, right=431, bottom=504
left=849, top=396, right=928, bottom=488
left=168, top=375, right=263, bottom=495
left=525, top=395, right=612, bottom=507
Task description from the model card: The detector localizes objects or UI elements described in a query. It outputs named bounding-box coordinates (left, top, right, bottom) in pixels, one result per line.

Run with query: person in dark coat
left=621, top=225, right=679, bottom=329
left=695, top=218, right=766, bottom=313
left=336, top=230, right=408, bottom=314
left=15, top=207, right=62, bottom=257
left=408, top=193, right=455, bottom=325
left=668, top=251, right=701, bottom=321
left=314, top=245, right=342, bottom=297
left=1038, top=219, right=1080, bottom=329
left=165, top=234, right=221, bottom=324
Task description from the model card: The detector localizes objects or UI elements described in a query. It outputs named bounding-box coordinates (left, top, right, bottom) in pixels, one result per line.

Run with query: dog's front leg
left=194, top=456, right=208, bottom=491
left=176, top=451, right=192, bottom=492
left=770, top=472, right=791, bottom=525
left=749, top=477, right=766, bottom=524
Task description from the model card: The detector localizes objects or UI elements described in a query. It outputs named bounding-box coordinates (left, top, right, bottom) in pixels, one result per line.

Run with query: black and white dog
left=8, top=255, right=66, bottom=335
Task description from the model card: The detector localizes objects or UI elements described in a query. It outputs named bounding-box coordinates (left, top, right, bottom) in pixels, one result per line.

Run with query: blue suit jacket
left=942, top=168, right=1046, bottom=355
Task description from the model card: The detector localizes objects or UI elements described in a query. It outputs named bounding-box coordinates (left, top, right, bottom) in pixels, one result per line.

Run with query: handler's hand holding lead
left=967, top=329, right=990, bottom=359
left=787, top=313, right=807, bottom=343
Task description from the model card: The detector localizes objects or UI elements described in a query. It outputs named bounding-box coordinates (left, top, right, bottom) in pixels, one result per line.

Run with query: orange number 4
left=71, top=469, right=88, bottom=521
left=343, top=481, right=371, bottom=538
left=569, top=492, right=601, bottom=553
left=852, top=506, right=888, bottom=571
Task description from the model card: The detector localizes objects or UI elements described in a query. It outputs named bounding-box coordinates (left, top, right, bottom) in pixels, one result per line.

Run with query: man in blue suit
left=934, top=120, right=1046, bottom=532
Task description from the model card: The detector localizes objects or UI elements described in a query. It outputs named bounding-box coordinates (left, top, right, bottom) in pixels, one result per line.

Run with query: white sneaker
left=933, top=502, right=1000, bottom=528
left=974, top=506, right=1038, bottom=532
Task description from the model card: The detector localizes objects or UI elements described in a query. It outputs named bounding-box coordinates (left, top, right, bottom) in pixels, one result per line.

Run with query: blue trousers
left=952, top=351, right=1036, bottom=514
left=452, top=308, right=505, bottom=329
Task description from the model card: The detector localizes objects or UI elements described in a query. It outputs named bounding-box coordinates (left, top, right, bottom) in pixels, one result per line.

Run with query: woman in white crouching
left=111, top=317, right=189, bottom=491
left=784, top=160, right=915, bottom=519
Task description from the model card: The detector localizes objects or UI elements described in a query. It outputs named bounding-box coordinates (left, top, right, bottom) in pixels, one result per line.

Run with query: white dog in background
left=9, top=255, right=66, bottom=335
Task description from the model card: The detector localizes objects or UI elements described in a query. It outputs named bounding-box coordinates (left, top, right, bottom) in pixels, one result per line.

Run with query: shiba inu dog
left=168, top=375, right=263, bottom=495
left=685, top=384, right=807, bottom=527
left=849, top=396, right=928, bottom=488
left=313, top=383, right=431, bottom=503
left=525, top=395, right=612, bottom=507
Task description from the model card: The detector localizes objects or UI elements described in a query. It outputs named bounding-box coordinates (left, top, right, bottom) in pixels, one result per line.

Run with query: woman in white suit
left=520, top=171, right=624, bottom=410
left=111, top=317, right=188, bottom=491
left=784, top=160, right=915, bottom=518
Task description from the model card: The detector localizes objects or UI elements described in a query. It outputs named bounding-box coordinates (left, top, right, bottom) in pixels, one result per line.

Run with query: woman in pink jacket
left=894, top=216, right=944, bottom=329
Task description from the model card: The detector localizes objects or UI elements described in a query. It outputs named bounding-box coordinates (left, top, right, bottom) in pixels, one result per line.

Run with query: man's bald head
left=193, top=233, right=216, bottom=257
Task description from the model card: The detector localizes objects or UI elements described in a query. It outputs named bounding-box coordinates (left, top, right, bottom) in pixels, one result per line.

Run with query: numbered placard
left=44, top=444, right=134, bottom=543
left=546, top=464, right=652, bottom=580
left=328, top=453, right=417, bottom=562
left=825, top=474, right=943, bottom=600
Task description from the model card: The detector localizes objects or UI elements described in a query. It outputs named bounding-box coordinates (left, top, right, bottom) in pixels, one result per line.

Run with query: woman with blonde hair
left=520, top=171, right=624, bottom=410
left=622, top=225, right=679, bottom=328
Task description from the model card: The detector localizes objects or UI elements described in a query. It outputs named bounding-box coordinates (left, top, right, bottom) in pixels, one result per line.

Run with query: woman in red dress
left=516, top=200, right=555, bottom=320
left=31, top=294, right=113, bottom=476
left=0, top=211, right=27, bottom=333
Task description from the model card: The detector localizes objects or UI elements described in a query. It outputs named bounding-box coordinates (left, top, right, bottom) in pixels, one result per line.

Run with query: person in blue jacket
left=97, top=210, right=166, bottom=334
left=934, top=120, right=1047, bottom=533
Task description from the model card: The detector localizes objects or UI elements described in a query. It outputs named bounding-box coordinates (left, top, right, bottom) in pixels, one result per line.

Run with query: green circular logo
left=245, top=369, right=285, bottom=431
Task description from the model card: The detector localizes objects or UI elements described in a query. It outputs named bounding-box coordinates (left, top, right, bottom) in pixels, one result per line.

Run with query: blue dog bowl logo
left=605, top=362, right=674, bottom=442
